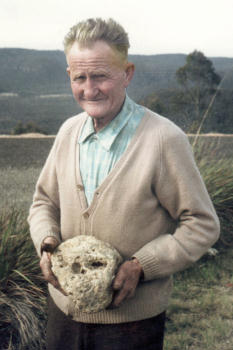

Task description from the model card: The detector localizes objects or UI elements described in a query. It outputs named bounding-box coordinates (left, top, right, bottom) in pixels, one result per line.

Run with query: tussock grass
left=193, top=140, right=233, bottom=248
left=0, top=210, right=46, bottom=350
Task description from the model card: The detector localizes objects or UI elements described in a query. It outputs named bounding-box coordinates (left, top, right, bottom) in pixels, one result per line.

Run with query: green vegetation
left=165, top=248, right=233, bottom=350
left=0, top=210, right=46, bottom=350
left=173, top=50, right=221, bottom=133
left=192, top=137, right=233, bottom=247
left=11, top=121, right=47, bottom=135
left=140, top=51, right=233, bottom=134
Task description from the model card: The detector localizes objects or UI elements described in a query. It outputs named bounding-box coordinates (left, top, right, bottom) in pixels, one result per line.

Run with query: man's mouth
left=83, top=98, right=103, bottom=102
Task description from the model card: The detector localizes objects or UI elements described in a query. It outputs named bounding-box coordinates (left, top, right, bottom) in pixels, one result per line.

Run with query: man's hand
left=40, top=237, right=67, bottom=296
left=111, top=258, right=143, bottom=308
left=40, top=236, right=59, bottom=254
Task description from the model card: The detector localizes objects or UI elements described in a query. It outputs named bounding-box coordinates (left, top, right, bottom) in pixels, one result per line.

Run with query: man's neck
left=92, top=98, right=126, bottom=132
left=93, top=116, right=112, bottom=133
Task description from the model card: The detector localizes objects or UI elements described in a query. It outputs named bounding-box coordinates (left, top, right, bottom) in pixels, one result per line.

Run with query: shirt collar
left=79, top=94, right=137, bottom=151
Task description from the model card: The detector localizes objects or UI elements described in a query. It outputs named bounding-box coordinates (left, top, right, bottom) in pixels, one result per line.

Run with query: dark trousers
left=46, top=297, right=166, bottom=350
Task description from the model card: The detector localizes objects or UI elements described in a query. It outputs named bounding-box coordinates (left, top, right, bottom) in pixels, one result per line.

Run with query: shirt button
left=83, top=212, right=89, bottom=219
left=77, top=185, right=84, bottom=191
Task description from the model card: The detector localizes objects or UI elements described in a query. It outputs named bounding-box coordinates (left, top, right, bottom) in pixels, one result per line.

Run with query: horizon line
left=0, top=47, right=233, bottom=59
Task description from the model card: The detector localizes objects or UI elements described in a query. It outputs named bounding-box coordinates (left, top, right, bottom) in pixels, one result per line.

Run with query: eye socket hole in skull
left=89, top=260, right=107, bottom=269
left=72, top=262, right=81, bottom=273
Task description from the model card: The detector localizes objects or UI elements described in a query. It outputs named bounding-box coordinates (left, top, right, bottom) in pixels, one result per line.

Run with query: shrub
left=0, top=209, right=47, bottom=350
left=193, top=140, right=233, bottom=248
left=11, top=121, right=47, bottom=135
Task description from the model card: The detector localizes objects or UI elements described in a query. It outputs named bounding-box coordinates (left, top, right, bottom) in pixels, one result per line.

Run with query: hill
left=0, top=48, right=232, bottom=134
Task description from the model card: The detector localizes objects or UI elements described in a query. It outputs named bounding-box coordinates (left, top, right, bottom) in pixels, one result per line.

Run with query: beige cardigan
left=28, top=108, right=220, bottom=324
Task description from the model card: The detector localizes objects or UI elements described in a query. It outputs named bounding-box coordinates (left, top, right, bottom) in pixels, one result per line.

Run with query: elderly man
left=28, top=18, right=220, bottom=350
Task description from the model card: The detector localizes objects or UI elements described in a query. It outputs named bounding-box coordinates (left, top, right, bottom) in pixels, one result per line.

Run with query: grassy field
left=0, top=134, right=233, bottom=349
left=165, top=249, right=233, bottom=350
left=0, top=138, right=54, bottom=212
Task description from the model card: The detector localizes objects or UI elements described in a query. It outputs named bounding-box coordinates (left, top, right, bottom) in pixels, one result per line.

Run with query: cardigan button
left=77, top=185, right=84, bottom=191
left=83, top=212, right=89, bottom=219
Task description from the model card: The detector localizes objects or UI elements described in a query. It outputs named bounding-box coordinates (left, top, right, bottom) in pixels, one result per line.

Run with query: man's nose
left=83, top=78, right=98, bottom=99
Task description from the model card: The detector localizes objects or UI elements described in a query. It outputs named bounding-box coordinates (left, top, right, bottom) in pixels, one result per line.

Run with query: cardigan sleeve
left=28, top=114, right=87, bottom=257
left=28, top=135, right=62, bottom=257
left=133, top=125, right=220, bottom=280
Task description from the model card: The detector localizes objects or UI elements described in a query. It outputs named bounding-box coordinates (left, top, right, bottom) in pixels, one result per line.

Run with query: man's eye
left=93, top=74, right=105, bottom=79
left=74, top=76, right=85, bottom=81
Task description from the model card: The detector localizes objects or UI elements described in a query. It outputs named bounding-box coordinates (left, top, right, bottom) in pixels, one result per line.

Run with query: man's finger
left=112, top=281, right=137, bottom=307
left=112, top=269, right=125, bottom=290
left=40, top=251, right=67, bottom=296
left=111, top=259, right=143, bottom=307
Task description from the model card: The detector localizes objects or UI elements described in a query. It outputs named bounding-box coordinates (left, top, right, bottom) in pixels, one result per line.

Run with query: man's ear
left=124, top=62, right=135, bottom=88
left=66, top=67, right=71, bottom=77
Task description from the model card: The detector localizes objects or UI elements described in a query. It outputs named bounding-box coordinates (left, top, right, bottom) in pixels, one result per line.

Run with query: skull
left=51, top=235, right=123, bottom=313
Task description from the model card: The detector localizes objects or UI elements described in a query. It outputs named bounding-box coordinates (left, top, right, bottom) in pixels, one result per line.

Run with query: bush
left=11, top=121, right=47, bottom=135
left=0, top=209, right=47, bottom=350
left=193, top=139, right=233, bottom=248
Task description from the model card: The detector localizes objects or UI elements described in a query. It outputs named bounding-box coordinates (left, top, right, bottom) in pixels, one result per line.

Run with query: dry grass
left=0, top=210, right=47, bottom=350
left=0, top=167, right=41, bottom=212
left=165, top=249, right=233, bottom=350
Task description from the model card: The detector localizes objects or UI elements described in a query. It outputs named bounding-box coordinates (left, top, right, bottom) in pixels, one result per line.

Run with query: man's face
left=67, top=41, right=134, bottom=128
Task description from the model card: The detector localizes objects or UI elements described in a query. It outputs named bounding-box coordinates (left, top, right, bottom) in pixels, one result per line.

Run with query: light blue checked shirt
left=78, top=95, right=145, bottom=205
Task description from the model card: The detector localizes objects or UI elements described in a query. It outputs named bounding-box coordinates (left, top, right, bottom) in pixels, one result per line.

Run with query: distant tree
left=11, top=121, right=47, bottom=135
left=139, top=93, right=165, bottom=115
left=24, top=121, right=47, bottom=134
left=11, top=121, right=25, bottom=135
left=173, top=50, right=221, bottom=132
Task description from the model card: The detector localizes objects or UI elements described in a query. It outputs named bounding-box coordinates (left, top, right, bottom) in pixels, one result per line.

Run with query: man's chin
left=83, top=106, right=108, bottom=119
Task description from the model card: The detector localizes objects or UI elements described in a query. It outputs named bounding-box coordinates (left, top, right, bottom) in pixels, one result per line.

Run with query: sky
left=1, top=0, right=233, bottom=57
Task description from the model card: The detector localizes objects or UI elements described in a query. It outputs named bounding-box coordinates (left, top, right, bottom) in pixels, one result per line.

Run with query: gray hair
left=63, top=18, right=130, bottom=61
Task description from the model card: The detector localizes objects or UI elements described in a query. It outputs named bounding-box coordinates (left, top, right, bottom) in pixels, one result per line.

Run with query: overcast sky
left=1, top=0, right=233, bottom=57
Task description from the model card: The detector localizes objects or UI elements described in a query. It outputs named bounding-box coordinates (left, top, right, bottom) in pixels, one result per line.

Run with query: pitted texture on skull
left=51, top=235, right=123, bottom=313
